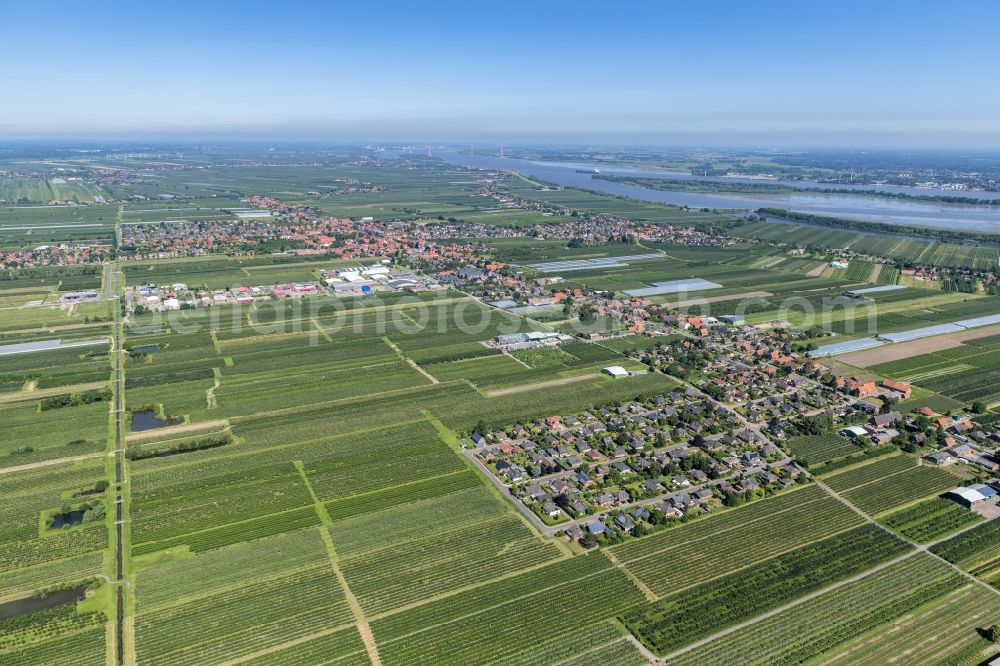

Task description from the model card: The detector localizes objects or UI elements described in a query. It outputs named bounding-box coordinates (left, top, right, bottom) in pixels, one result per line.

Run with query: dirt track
left=0, top=380, right=109, bottom=405
left=837, top=322, right=1000, bottom=368
left=485, top=373, right=599, bottom=397
left=0, top=451, right=106, bottom=475
left=126, top=418, right=230, bottom=442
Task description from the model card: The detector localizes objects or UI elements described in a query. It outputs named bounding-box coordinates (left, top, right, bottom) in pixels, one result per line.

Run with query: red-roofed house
left=881, top=379, right=912, bottom=399
left=849, top=379, right=879, bottom=399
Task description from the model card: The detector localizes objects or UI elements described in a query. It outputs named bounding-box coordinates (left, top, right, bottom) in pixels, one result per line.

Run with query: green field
left=1, top=150, right=997, bottom=666
left=931, top=518, right=1000, bottom=587
left=622, top=524, right=911, bottom=655
left=785, top=434, right=859, bottom=466
left=0, top=204, right=116, bottom=250
left=881, top=497, right=983, bottom=542
left=668, top=554, right=968, bottom=666
left=822, top=454, right=958, bottom=515
left=733, top=220, right=1000, bottom=270
left=871, top=335, right=1000, bottom=406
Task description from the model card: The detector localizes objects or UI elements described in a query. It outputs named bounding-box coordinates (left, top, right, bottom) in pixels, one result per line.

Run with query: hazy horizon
left=3, top=0, right=999, bottom=148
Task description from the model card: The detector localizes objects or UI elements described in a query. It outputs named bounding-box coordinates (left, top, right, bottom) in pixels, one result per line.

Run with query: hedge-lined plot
left=0, top=624, right=107, bottom=666
left=372, top=553, right=645, bottom=666
left=494, top=623, right=642, bottom=666
left=340, top=513, right=562, bottom=615
left=785, top=434, right=858, bottom=466
left=822, top=454, right=917, bottom=490
left=621, top=524, right=911, bottom=655
left=669, top=554, right=965, bottom=666
left=610, top=485, right=863, bottom=597
left=236, top=627, right=370, bottom=666
left=135, top=559, right=353, bottom=666
left=816, top=583, right=1000, bottom=666
left=841, top=466, right=958, bottom=516
left=328, top=485, right=507, bottom=558
left=931, top=517, right=1000, bottom=583
left=881, top=497, right=983, bottom=542
left=0, top=461, right=109, bottom=580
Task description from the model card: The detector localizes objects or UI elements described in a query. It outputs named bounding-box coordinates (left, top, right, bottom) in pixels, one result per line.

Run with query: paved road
left=463, top=450, right=550, bottom=533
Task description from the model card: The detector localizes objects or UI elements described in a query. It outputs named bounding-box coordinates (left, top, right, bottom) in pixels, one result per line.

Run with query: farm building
left=880, top=380, right=912, bottom=399
left=224, top=208, right=273, bottom=219
left=926, top=451, right=954, bottom=465
left=602, top=366, right=630, bottom=378
left=849, top=379, right=879, bottom=398
left=946, top=485, right=997, bottom=508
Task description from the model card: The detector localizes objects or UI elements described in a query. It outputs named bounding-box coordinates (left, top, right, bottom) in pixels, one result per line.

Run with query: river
left=421, top=150, right=1000, bottom=232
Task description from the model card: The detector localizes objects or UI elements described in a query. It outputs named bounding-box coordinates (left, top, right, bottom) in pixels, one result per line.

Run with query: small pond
left=49, top=510, right=85, bottom=529
left=131, top=410, right=182, bottom=432
left=0, top=587, right=86, bottom=620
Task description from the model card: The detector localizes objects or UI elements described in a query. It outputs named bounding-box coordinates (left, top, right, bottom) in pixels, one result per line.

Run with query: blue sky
left=2, top=0, right=999, bottom=146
